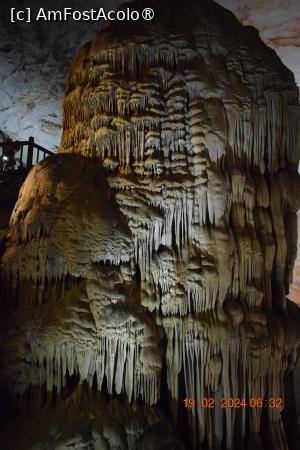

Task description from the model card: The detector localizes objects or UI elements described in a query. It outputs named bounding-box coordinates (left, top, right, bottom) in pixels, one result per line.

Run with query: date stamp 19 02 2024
left=183, top=397, right=284, bottom=409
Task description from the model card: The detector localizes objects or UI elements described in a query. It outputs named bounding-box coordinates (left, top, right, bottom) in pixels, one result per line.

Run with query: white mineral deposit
left=0, top=0, right=299, bottom=449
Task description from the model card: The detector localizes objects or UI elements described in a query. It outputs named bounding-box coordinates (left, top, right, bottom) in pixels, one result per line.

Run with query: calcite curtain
left=1, top=0, right=300, bottom=449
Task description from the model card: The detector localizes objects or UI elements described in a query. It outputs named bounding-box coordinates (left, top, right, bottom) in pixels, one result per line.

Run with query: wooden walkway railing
left=0, top=137, right=55, bottom=169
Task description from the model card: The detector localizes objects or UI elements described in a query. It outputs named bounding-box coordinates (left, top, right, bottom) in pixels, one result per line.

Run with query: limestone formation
left=1, top=0, right=300, bottom=449
left=288, top=211, right=300, bottom=306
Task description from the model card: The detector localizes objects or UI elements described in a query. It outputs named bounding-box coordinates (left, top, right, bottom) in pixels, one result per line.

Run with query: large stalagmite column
left=1, top=0, right=300, bottom=449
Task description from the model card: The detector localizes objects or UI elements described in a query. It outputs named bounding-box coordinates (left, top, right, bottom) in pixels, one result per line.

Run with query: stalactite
left=1, top=0, right=300, bottom=449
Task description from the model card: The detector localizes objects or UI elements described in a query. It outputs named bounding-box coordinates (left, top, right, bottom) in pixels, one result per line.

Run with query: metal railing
left=0, top=136, right=55, bottom=169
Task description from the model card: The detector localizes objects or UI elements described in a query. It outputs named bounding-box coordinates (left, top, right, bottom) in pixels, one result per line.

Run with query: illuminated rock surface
left=0, top=0, right=299, bottom=149
left=288, top=212, right=300, bottom=306
left=1, top=0, right=300, bottom=449
left=0, top=0, right=121, bottom=150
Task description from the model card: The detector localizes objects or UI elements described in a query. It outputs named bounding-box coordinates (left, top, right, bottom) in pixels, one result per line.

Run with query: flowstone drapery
left=1, top=0, right=300, bottom=449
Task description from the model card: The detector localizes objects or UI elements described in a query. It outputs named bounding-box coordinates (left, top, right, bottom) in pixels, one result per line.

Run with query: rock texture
left=288, top=211, right=300, bottom=306
left=0, top=0, right=299, bottom=149
left=1, top=0, right=300, bottom=449
left=0, top=0, right=121, bottom=150
left=218, top=0, right=300, bottom=87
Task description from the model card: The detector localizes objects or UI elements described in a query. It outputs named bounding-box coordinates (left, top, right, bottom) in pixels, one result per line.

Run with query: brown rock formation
left=1, top=0, right=300, bottom=449
left=288, top=212, right=300, bottom=306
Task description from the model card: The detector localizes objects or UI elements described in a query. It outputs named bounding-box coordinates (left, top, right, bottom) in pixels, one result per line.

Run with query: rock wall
left=0, top=0, right=299, bottom=149
left=288, top=211, right=300, bottom=306
left=1, top=0, right=300, bottom=449
left=0, top=0, right=122, bottom=150
left=217, top=0, right=300, bottom=87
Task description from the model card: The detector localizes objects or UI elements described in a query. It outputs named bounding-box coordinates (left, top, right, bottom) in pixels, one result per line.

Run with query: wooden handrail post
left=27, top=136, right=34, bottom=168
